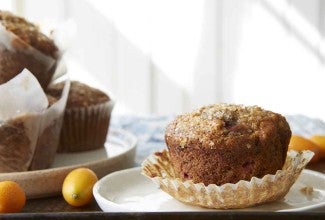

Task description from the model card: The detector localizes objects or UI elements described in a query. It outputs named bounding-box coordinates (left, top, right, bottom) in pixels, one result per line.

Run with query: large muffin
left=46, top=81, right=113, bottom=152
left=0, top=10, right=58, bottom=88
left=165, top=103, right=291, bottom=186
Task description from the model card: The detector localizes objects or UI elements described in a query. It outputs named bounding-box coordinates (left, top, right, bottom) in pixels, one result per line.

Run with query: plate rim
left=93, top=167, right=325, bottom=212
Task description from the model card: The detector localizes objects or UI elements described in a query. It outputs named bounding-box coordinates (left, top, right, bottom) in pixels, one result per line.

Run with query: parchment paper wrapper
left=142, top=149, right=314, bottom=209
left=29, top=75, right=70, bottom=170
left=58, top=100, right=114, bottom=152
left=0, top=22, right=59, bottom=89
left=0, top=69, right=70, bottom=172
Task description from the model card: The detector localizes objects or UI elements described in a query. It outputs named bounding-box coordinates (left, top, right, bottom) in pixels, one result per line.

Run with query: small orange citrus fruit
left=289, top=135, right=320, bottom=163
left=0, top=181, right=26, bottom=213
left=310, top=135, right=325, bottom=159
left=62, top=168, right=98, bottom=207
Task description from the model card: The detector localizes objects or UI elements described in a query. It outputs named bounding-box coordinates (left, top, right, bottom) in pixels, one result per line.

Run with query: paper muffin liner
left=0, top=69, right=69, bottom=172
left=0, top=22, right=59, bottom=89
left=142, top=149, right=314, bottom=209
left=29, top=76, right=70, bottom=170
left=57, top=100, right=115, bottom=152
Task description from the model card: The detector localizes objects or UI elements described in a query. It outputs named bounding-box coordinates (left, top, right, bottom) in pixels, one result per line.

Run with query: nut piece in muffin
left=0, top=10, right=59, bottom=88
left=46, top=81, right=113, bottom=152
left=165, top=103, right=292, bottom=186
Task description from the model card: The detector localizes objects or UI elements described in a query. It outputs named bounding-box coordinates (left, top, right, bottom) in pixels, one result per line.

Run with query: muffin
left=142, top=103, right=315, bottom=209
left=29, top=95, right=62, bottom=170
left=165, top=103, right=291, bottom=186
left=46, top=81, right=114, bottom=152
left=0, top=10, right=59, bottom=88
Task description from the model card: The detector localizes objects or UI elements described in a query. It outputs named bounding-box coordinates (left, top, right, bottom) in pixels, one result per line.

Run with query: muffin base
left=142, top=150, right=313, bottom=209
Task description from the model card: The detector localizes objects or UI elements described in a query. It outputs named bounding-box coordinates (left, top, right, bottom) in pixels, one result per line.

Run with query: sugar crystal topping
left=167, top=103, right=277, bottom=149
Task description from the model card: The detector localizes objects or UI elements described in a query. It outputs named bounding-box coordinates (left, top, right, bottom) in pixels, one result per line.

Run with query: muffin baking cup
left=57, top=100, right=115, bottom=152
left=29, top=76, right=70, bottom=170
left=0, top=23, right=59, bottom=89
left=142, top=149, right=314, bottom=209
left=0, top=69, right=69, bottom=172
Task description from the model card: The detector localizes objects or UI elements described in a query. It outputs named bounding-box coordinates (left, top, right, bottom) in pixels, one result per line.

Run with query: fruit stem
left=72, top=193, right=79, bottom=200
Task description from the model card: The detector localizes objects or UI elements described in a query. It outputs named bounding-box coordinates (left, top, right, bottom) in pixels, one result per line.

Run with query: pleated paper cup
left=0, top=70, right=69, bottom=172
left=142, top=149, right=314, bottom=209
left=57, top=100, right=114, bottom=152
left=29, top=77, right=70, bottom=170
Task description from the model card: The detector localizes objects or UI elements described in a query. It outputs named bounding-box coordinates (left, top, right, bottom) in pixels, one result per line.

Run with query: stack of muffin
left=0, top=11, right=114, bottom=172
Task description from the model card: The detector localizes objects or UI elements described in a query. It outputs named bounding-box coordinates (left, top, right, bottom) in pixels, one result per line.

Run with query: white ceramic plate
left=94, top=167, right=325, bottom=212
left=0, top=128, right=137, bottom=199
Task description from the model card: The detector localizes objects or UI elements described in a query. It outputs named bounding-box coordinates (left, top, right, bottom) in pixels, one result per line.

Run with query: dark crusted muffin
left=47, top=81, right=113, bottom=152
left=0, top=10, right=58, bottom=88
left=165, top=103, right=291, bottom=186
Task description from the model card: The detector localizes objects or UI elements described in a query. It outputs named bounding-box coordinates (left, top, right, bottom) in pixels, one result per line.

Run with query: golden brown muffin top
left=46, top=81, right=110, bottom=108
left=0, top=10, right=58, bottom=58
left=166, top=103, right=290, bottom=149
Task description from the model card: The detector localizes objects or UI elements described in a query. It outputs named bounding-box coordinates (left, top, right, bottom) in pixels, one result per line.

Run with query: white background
left=1, top=0, right=325, bottom=120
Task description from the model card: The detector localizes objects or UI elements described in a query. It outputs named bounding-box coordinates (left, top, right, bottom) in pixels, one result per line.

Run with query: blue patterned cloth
left=111, top=115, right=174, bottom=166
left=111, top=114, right=325, bottom=166
left=286, top=114, right=325, bottom=136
